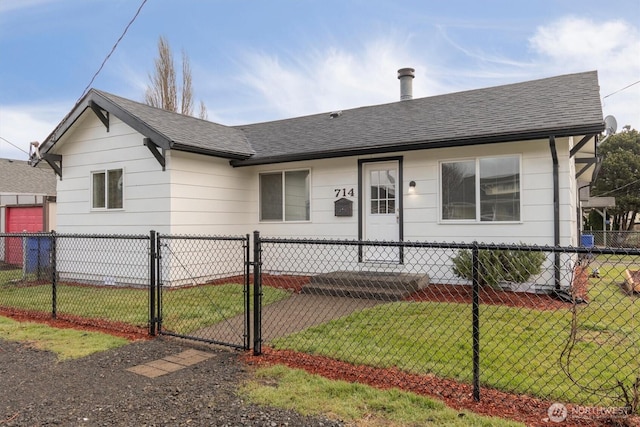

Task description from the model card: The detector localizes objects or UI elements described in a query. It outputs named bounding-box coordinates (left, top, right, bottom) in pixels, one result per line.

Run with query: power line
left=38, top=0, right=148, bottom=157
left=603, top=80, right=640, bottom=99
left=77, top=0, right=148, bottom=101
left=596, top=177, right=640, bottom=196
left=0, top=136, right=30, bottom=155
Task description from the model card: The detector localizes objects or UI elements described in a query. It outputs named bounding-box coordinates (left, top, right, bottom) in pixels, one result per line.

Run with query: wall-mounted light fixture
left=409, top=180, right=416, bottom=193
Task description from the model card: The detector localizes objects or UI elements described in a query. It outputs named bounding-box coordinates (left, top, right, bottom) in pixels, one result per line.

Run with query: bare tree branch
left=198, top=100, right=208, bottom=120
left=145, top=36, right=205, bottom=117
left=180, top=50, right=194, bottom=116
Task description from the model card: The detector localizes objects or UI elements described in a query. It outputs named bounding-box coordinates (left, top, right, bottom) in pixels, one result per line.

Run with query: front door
left=363, top=161, right=401, bottom=262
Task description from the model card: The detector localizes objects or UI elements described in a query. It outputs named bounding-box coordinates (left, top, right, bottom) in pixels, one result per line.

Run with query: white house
left=33, top=70, right=605, bottom=288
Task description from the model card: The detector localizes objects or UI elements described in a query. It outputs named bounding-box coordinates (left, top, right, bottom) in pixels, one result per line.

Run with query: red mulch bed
left=244, top=347, right=639, bottom=427
left=405, top=284, right=571, bottom=310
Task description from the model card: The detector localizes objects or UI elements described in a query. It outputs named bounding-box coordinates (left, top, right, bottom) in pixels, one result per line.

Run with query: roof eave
left=37, top=90, right=175, bottom=159
left=230, top=123, right=605, bottom=167
left=171, top=143, right=253, bottom=160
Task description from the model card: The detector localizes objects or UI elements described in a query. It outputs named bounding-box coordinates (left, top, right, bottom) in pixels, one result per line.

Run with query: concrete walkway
left=190, top=293, right=383, bottom=346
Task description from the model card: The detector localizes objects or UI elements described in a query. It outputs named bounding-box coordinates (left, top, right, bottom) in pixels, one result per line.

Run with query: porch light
left=409, top=180, right=416, bottom=193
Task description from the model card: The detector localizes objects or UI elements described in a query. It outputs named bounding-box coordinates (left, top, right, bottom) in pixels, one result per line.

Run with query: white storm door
left=363, top=161, right=400, bottom=262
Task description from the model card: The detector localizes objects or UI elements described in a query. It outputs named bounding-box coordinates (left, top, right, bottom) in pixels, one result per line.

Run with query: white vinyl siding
left=53, top=111, right=170, bottom=234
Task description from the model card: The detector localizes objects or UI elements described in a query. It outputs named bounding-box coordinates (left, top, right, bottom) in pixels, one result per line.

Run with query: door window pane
left=370, top=169, right=396, bottom=214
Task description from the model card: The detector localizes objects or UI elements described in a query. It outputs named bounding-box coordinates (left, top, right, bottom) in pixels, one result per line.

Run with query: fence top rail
left=157, top=234, right=249, bottom=242
left=259, top=236, right=640, bottom=256
left=0, top=232, right=54, bottom=238
left=55, top=233, right=149, bottom=240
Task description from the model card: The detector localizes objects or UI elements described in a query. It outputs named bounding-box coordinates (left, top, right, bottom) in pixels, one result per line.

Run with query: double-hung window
left=441, top=156, right=520, bottom=222
left=92, top=169, right=123, bottom=210
left=260, top=170, right=310, bottom=221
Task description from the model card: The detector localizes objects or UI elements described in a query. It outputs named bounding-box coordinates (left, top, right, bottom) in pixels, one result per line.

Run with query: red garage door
left=5, top=206, right=44, bottom=265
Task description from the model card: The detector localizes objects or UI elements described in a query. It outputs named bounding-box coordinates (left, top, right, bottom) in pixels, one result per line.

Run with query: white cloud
left=0, top=103, right=65, bottom=160
left=529, top=17, right=640, bottom=129
left=0, top=0, right=58, bottom=14
left=235, top=36, right=441, bottom=120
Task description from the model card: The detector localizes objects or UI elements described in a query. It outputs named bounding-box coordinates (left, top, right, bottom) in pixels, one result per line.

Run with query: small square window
left=260, top=170, right=310, bottom=221
left=92, top=169, right=123, bottom=210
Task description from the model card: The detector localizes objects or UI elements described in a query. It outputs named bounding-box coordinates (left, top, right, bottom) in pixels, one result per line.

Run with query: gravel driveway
left=0, top=337, right=343, bottom=426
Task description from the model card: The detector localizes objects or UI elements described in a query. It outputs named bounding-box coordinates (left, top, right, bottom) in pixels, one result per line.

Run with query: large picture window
left=441, top=156, right=520, bottom=222
left=92, top=169, right=123, bottom=210
left=260, top=170, right=310, bottom=221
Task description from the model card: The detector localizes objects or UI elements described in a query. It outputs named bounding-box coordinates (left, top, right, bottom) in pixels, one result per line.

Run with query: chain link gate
left=152, top=232, right=251, bottom=350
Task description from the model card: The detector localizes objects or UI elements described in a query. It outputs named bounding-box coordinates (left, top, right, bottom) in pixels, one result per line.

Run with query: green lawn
left=269, top=261, right=640, bottom=407
left=0, top=281, right=290, bottom=335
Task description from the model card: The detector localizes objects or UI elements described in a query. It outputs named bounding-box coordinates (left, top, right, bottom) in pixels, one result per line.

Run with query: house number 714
left=335, top=188, right=355, bottom=197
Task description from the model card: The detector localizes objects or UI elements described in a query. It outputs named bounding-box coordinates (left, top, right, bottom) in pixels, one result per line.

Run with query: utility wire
left=596, top=177, right=640, bottom=196
left=603, top=80, right=640, bottom=99
left=37, top=0, right=148, bottom=157
left=77, top=0, right=148, bottom=101
left=0, top=136, right=30, bottom=155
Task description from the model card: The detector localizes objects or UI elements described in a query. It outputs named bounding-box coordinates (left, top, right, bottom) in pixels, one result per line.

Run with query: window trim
left=439, top=155, right=521, bottom=224
left=259, top=168, right=311, bottom=223
left=90, top=168, right=124, bottom=211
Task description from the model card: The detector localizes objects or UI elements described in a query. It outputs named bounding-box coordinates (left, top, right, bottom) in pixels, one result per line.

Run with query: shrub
left=451, top=247, right=546, bottom=288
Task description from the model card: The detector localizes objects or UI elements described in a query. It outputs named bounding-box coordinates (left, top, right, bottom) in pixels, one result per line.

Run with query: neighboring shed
left=0, top=158, right=57, bottom=232
left=0, top=158, right=57, bottom=265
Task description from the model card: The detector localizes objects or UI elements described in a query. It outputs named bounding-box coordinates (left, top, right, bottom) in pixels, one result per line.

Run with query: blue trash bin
left=580, top=234, right=594, bottom=247
left=25, top=236, right=51, bottom=274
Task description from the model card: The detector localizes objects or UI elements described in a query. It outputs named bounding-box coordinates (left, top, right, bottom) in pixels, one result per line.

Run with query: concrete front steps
left=301, top=271, right=430, bottom=301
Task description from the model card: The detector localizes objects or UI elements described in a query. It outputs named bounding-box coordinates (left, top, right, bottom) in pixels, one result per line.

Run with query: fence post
left=244, top=234, right=251, bottom=351
left=149, top=230, right=157, bottom=336
left=472, top=242, right=480, bottom=401
left=253, top=230, right=262, bottom=355
left=51, top=231, right=57, bottom=319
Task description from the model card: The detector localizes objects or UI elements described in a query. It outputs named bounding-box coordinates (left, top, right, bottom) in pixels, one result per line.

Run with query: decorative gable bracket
left=144, top=138, right=166, bottom=171
left=570, top=133, right=599, bottom=181
left=89, top=100, right=109, bottom=132
left=43, top=153, right=62, bottom=179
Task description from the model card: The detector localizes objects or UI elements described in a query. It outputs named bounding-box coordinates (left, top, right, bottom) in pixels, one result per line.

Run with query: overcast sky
left=1, top=0, right=638, bottom=160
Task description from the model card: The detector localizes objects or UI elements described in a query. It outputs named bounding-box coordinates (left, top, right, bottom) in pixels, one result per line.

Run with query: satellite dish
left=604, top=115, right=617, bottom=136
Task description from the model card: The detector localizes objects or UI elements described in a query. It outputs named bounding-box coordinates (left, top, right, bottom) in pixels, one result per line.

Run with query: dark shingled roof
left=91, top=90, right=254, bottom=158
left=232, top=71, right=604, bottom=165
left=41, top=71, right=603, bottom=167
left=0, top=158, right=57, bottom=195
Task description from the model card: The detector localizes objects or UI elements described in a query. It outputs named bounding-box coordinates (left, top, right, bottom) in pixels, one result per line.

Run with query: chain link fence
left=255, top=236, right=640, bottom=410
left=156, top=234, right=251, bottom=349
left=2, top=231, right=640, bottom=410
left=0, top=232, right=151, bottom=335
left=582, top=230, right=640, bottom=248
